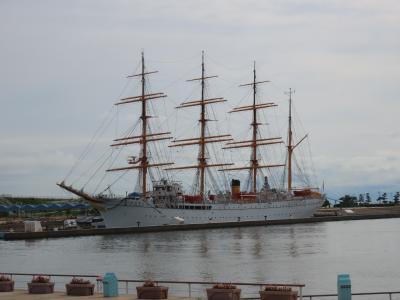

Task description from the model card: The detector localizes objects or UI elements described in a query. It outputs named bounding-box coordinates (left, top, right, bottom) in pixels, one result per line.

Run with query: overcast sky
left=0, top=0, right=399, bottom=200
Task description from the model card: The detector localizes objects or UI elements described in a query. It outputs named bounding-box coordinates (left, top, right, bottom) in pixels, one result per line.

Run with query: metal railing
left=300, top=291, right=400, bottom=300
left=4, top=272, right=304, bottom=299
left=4, top=272, right=400, bottom=300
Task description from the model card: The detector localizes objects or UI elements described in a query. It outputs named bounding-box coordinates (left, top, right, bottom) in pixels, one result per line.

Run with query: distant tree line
left=333, top=192, right=400, bottom=208
left=0, top=196, right=76, bottom=205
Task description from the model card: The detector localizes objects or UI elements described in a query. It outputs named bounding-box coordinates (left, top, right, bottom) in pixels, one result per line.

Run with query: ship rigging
left=57, top=52, right=324, bottom=228
left=219, top=62, right=285, bottom=194
left=166, top=51, right=233, bottom=200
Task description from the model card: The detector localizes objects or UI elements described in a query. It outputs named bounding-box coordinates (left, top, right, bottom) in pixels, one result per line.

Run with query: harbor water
left=1, top=218, right=400, bottom=296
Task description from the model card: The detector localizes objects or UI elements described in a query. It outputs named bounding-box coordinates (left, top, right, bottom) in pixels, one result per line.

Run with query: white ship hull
left=100, top=197, right=323, bottom=228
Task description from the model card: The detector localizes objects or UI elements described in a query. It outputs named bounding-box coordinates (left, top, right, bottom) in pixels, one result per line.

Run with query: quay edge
left=1, top=213, right=400, bottom=241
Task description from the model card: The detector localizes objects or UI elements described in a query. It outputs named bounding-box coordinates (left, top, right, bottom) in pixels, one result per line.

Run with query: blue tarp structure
left=0, top=203, right=90, bottom=213
left=0, top=205, right=9, bottom=212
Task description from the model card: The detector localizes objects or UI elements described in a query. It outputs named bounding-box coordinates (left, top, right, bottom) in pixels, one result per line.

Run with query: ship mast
left=199, top=51, right=207, bottom=197
left=285, top=88, right=308, bottom=192
left=221, top=62, right=285, bottom=193
left=166, top=51, right=233, bottom=199
left=287, top=88, right=293, bottom=192
left=250, top=62, right=258, bottom=193
left=106, top=52, right=173, bottom=196
left=140, top=53, right=148, bottom=196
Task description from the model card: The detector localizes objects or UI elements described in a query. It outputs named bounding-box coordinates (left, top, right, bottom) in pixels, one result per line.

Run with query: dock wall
left=2, top=213, right=400, bottom=240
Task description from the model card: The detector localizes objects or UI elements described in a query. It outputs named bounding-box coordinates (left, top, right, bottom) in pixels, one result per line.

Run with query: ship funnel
left=231, top=179, right=240, bottom=199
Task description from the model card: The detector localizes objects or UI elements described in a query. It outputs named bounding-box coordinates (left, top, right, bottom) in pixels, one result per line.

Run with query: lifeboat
left=234, top=192, right=257, bottom=203
left=184, top=195, right=202, bottom=203
left=293, top=189, right=312, bottom=197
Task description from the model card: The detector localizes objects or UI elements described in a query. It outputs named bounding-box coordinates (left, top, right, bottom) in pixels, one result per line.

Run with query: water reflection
left=288, top=227, right=299, bottom=257
left=250, top=229, right=262, bottom=259
left=233, top=227, right=243, bottom=255
left=24, top=239, right=41, bottom=247
left=198, top=230, right=210, bottom=258
left=1, top=219, right=400, bottom=295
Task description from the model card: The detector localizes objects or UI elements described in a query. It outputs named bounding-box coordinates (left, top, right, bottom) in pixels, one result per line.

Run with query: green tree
left=336, top=195, right=358, bottom=207
left=358, top=194, right=364, bottom=203
left=322, top=199, right=331, bottom=207
left=366, top=193, right=371, bottom=203
left=394, top=192, right=400, bottom=204
left=377, top=193, right=382, bottom=203
left=377, top=192, right=388, bottom=204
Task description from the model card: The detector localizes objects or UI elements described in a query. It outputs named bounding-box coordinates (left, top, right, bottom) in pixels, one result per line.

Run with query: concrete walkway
left=0, top=290, right=196, bottom=300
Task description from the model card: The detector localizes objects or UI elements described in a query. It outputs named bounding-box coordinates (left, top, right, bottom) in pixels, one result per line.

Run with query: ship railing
left=5, top=272, right=400, bottom=299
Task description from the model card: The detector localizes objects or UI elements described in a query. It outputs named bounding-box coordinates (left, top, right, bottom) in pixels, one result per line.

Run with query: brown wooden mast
left=166, top=51, right=233, bottom=198
left=220, top=62, right=285, bottom=193
left=287, top=88, right=293, bottom=192
left=199, top=51, right=207, bottom=199
left=285, top=88, right=308, bottom=192
left=106, top=52, right=173, bottom=196
left=140, top=52, right=149, bottom=196
left=251, top=62, right=258, bottom=193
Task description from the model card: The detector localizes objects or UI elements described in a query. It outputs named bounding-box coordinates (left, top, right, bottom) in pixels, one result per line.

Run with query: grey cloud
left=0, top=0, right=399, bottom=196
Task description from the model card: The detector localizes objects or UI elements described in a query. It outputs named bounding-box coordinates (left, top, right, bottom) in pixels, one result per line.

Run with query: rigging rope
left=82, top=151, right=114, bottom=189
left=64, top=106, right=116, bottom=182
left=64, top=61, right=141, bottom=183
left=97, top=170, right=129, bottom=195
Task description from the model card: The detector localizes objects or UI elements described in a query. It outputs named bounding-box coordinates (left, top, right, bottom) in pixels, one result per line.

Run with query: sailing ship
left=58, top=52, right=324, bottom=228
